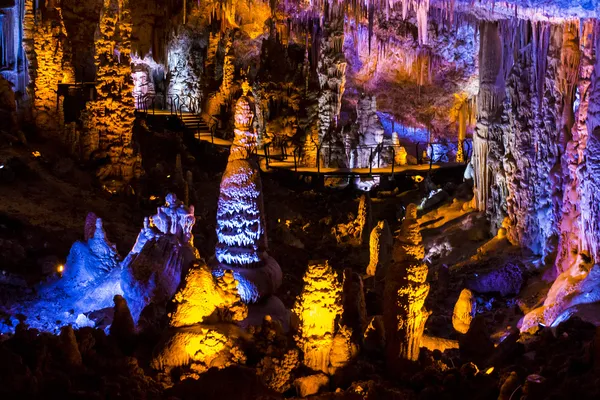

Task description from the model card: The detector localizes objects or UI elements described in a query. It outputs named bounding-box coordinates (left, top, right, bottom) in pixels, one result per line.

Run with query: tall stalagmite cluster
left=384, top=203, right=430, bottom=364
left=24, top=0, right=74, bottom=132
left=293, top=260, right=343, bottom=374
left=83, top=0, right=141, bottom=192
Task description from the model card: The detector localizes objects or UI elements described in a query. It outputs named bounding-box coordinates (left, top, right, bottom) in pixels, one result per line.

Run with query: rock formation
left=151, top=261, right=248, bottom=376
left=332, top=194, right=373, bottom=246
left=316, top=1, right=346, bottom=141
left=212, top=81, right=282, bottom=304
left=293, top=260, right=343, bottom=374
left=82, top=0, right=142, bottom=192
left=384, top=203, right=431, bottom=364
left=452, top=289, right=476, bottom=334
left=121, top=193, right=198, bottom=324
left=257, top=349, right=300, bottom=393
left=366, top=220, right=393, bottom=296
left=0, top=75, right=19, bottom=137
left=342, top=269, right=367, bottom=342
left=26, top=0, right=74, bottom=133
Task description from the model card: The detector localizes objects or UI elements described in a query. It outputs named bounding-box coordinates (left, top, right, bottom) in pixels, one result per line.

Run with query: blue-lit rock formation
left=212, top=81, right=283, bottom=305
left=0, top=213, right=123, bottom=334
left=121, top=193, right=199, bottom=324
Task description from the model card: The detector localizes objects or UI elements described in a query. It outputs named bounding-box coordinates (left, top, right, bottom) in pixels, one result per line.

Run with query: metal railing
left=263, top=139, right=472, bottom=176
left=135, top=93, right=182, bottom=116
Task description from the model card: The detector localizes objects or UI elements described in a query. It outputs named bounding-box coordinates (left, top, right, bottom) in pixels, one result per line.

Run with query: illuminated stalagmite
left=366, top=220, right=393, bottom=297
left=25, top=0, right=74, bottom=132
left=83, top=0, right=141, bottom=192
left=152, top=262, right=248, bottom=376
left=213, top=81, right=282, bottom=303
left=121, top=193, right=199, bottom=323
left=384, top=203, right=430, bottom=364
left=452, top=288, right=476, bottom=334
left=293, top=260, right=343, bottom=374
left=332, top=194, right=373, bottom=246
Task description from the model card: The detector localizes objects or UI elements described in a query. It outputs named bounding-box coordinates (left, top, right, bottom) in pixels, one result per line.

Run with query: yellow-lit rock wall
left=25, top=0, right=74, bottom=132
left=83, top=0, right=141, bottom=192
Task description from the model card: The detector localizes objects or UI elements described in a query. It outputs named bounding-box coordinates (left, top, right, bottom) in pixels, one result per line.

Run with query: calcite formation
left=82, top=0, right=142, bottom=192
left=384, top=203, right=431, bottom=364
left=521, top=252, right=600, bottom=332
left=213, top=82, right=282, bottom=304
left=121, top=193, right=198, bottom=323
left=257, top=349, right=300, bottom=393
left=332, top=194, right=373, bottom=246
left=152, top=259, right=249, bottom=376
left=26, top=0, right=74, bottom=132
left=170, top=262, right=247, bottom=327
left=293, top=260, right=343, bottom=374
left=366, top=220, right=393, bottom=286
left=353, top=94, right=390, bottom=168
left=316, top=2, right=346, bottom=141
left=452, top=289, right=476, bottom=334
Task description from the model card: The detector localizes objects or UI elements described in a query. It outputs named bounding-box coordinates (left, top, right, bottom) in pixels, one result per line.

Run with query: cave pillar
left=472, top=21, right=504, bottom=211
left=384, top=204, right=431, bottom=365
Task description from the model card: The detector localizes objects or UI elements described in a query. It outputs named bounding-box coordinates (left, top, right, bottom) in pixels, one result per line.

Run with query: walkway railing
left=263, top=139, right=472, bottom=176
left=135, top=93, right=182, bottom=116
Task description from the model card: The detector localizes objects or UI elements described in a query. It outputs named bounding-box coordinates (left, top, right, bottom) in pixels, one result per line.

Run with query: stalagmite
left=367, top=220, right=393, bottom=298
left=151, top=261, right=248, bottom=376
left=170, top=262, right=247, bottom=328
left=332, top=194, right=373, bottom=246
left=452, top=288, right=476, bottom=334
left=83, top=0, right=142, bottom=192
left=27, top=0, right=73, bottom=133
left=121, top=193, right=198, bottom=323
left=293, top=260, right=342, bottom=374
left=384, top=203, right=431, bottom=364
left=392, top=132, right=408, bottom=165
left=213, top=81, right=282, bottom=303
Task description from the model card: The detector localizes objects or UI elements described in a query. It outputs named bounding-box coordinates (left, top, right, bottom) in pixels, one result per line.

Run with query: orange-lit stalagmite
left=151, top=261, right=248, bottom=377
left=25, top=0, right=74, bottom=132
left=384, top=203, right=431, bottom=364
left=83, top=0, right=141, bottom=192
left=293, top=260, right=342, bottom=373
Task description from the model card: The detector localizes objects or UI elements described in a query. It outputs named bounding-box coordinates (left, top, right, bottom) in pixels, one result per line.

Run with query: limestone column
left=472, top=21, right=504, bottom=211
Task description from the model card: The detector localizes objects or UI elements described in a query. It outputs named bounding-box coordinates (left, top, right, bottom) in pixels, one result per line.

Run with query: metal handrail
left=261, top=139, right=472, bottom=175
